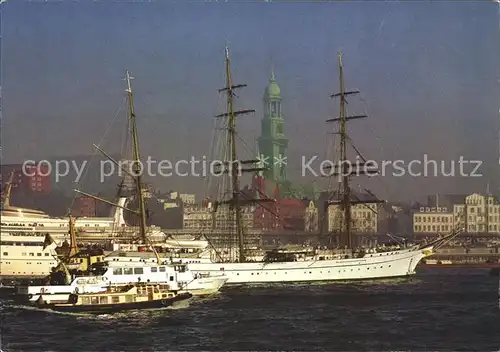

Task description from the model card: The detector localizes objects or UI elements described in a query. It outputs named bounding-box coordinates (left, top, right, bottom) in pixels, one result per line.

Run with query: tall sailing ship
left=108, top=48, right=460, bottom=284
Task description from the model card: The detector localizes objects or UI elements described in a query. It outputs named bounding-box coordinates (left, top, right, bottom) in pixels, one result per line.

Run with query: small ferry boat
left=35, top=283, right=192, bottom=314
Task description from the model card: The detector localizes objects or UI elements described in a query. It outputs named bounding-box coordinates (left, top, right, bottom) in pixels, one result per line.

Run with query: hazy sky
left=2, top=1, right=500, bottom=201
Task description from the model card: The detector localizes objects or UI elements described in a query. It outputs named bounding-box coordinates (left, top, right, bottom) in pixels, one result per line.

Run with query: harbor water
left=1, top=268, right=499, bottom=351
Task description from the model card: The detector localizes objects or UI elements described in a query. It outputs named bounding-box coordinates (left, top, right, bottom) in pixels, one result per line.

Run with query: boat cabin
left=89, top=262, right=182, bottom=289
left=75, top=284, right=175, bottom=306
left=57, top=250, right=105, bottom=273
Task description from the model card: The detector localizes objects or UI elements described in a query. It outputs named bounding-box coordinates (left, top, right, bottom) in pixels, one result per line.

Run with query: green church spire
left=258, top=68, right=289, bottom=186
left=264, top=68, right=281, bottom=99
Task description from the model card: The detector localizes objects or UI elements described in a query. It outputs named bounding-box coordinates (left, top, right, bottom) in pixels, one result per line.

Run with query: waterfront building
left=377, top=203, right=414, bottom=236
left=182, top=204, right=253, bottom=231
left=412, top=206, right=454, bottom=234
left=73, top=195, right=97, bottom=217
left=305, top=200, right=319, bottom=232
left=1, top=163, right=51, bottom=194
left=182, top=206, right=212, bottom=230
left=327, top=203, right=378, bottom=233
left=170, top=192, right=195, bottom=205
left=413, top=193, right=500, bottom=234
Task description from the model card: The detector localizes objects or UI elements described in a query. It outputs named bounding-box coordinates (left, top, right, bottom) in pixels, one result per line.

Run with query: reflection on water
left=1, top=269, right=499, bottom=351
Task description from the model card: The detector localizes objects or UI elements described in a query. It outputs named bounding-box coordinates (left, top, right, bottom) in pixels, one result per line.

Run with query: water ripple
left=1, top=269, right=499, bottom=351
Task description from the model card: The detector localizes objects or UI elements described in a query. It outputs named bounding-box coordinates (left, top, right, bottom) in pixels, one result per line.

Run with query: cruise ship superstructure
left=1, top=194, right=136, bottom=279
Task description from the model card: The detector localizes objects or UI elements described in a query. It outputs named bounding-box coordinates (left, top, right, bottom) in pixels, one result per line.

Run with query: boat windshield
left=90, top=262, right=108, bottom=276
left=174, top=264, right=188, bottom=273
left=47, top=271, right=67, bottom=285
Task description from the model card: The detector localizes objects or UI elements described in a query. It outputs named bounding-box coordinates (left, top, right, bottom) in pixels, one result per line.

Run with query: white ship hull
left=181, top=276, right=228, bottom=296
left=1, top=256, right=58, bottom=279
left=186, top=247, right=432, bottom=284
left=0, top=235, right=59, bottom=282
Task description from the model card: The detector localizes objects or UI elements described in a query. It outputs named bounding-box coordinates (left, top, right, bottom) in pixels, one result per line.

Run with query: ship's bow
left=409, top=246, right=434, bottom=274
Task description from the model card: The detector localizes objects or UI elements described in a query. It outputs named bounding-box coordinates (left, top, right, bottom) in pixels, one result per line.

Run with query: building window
left=271, top=102, right=277, bottom=115
left=276, top=123, right=283, bottom=134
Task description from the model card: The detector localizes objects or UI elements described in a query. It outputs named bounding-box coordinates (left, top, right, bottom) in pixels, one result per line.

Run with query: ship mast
left=326, top=52, right=382, bottom=249
left=1, top=171, right=14, bottom=208
left=338, top=53, right=352, bottom=248
left=68, top=211, right=78, bottom=257
left=125, top=70, right=148, bottom=244
left=226, top=47, right=244, bottom=262
left=214, top=46, right=272, bottom=263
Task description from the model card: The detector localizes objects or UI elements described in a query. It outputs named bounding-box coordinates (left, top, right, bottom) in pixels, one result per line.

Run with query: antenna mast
left=125, top=70, right=148, bottom=244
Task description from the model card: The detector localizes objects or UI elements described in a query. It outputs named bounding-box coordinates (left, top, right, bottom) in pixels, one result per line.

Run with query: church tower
left=258, top=69, right=289, bottom=184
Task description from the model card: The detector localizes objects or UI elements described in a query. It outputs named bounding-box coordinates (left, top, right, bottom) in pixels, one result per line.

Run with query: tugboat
left=35, top=283, right=192, bottom=314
